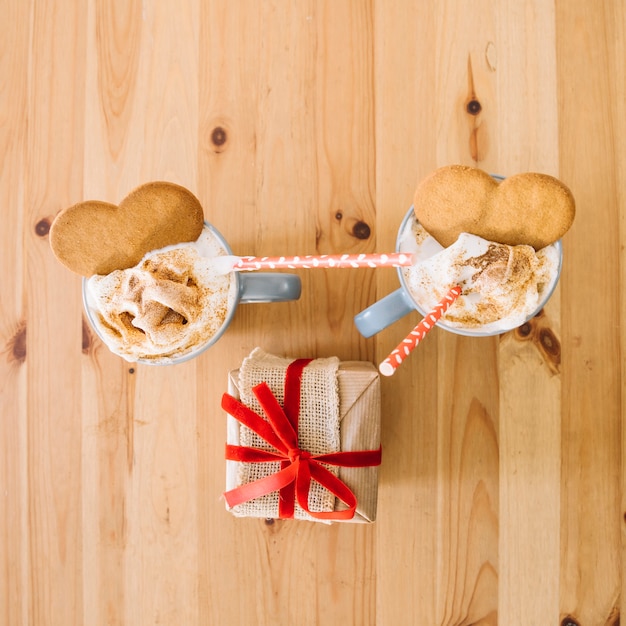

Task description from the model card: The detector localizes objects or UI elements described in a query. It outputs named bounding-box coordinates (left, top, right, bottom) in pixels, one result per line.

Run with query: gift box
left=224, top=348, right=381, bottom=523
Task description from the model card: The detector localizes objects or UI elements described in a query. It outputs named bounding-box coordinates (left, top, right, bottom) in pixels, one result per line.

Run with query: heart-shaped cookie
left=413, top=165, right=575, bottom=249
left=50, top=181, right=205, bottom=276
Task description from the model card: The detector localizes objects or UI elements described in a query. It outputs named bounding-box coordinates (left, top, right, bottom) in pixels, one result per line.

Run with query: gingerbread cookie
left=49, top=181, right=205, bottom=276
left=413, top=165, right=575, bottom=249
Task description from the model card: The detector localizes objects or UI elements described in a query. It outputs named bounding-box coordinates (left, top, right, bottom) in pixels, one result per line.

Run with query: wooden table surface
left=1, top=1, right=624, bottom=625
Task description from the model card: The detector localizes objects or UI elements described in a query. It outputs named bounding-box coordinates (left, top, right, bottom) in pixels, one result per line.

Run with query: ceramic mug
left=83, top=222, right=302, bottom=364
left=354, top=207, right=562, bottom=338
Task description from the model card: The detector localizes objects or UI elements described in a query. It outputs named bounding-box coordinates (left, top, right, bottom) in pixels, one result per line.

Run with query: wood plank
left=81, top=2, right=202, bottom=625
left=23, top=2, right=87, bottom=625
left=197, top=2, right=377, bottom=624
left=435, top=335, right=499, bottom=625
left=428, top=4, right=502, bottom=622
left=494, top=3, right=562, bottom=623
left=375, top=2, right=502, bottom=623
left=0, top=2, right=31, bottom=625
left=373, top=2, right=439, bottom=623
left=556, top=1, right=624, bottom=623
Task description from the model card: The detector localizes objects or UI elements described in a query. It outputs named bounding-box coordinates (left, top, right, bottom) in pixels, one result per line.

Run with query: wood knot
left=513, top=313, right=561, bottom=374
left=352, top=221, right=371, bottom=240
left=537, top=326, right=561, bottom=374
left=466, top=99, right=482, bottom=115
left=210, top=126, right=228, bottom=152
left=35, top=218, right=51, bottom=237
left=539, top=327, right=560, bottom=360
left=6, top=321, right=27, bottom=364
left=264, top=518, right=275, bottom=526
left=561, top=617, right=580, bottom=626
left=82, top=317, right=93, bottom=354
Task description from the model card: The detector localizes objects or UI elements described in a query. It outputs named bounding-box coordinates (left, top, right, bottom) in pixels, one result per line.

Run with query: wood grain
left=557, top=2, right=624, bottom=623
left=1, top=1, right=624, bottom=625
left=1, top=4, right=30, bottom=626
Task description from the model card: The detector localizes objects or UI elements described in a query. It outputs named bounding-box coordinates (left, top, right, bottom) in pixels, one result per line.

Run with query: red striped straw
left=378, top=285, right=462, bottom=377
left=232, top=252, right=413, bottom=271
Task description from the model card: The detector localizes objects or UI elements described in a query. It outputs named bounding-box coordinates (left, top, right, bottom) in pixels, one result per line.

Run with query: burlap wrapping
left=234, top=347, right=341, bottom=520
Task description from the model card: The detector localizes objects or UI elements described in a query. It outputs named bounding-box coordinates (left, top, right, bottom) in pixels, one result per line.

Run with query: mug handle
left=354, top=288, right=416, bottom=338
left=239, top=273, right=301, bottom=303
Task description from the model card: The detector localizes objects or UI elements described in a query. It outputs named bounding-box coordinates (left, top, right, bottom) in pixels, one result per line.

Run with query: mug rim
left=395, top=207, right=563, bottom=337
left=82, top=221, right=240, bottom=365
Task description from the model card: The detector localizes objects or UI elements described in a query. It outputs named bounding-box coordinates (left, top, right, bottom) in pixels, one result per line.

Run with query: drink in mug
left=83, top=223, right=301, bottom=364
left=354, top=208, right=562, bottom=338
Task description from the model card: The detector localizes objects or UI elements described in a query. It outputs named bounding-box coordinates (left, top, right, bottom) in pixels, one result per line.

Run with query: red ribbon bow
left=223, top=358, right=382, bottom=521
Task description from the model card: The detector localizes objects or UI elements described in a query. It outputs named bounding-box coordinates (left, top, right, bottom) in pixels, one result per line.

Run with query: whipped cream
left=85, top=228, right=237, bottom=363
left=399, top=217, right=560, bottom=333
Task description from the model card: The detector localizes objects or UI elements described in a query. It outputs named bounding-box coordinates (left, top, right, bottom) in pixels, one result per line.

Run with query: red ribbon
left=223, top=359, right=382, bottom=521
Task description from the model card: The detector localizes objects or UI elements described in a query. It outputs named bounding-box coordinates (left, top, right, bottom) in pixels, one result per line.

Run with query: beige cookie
left=413, top=165, right=575, bottom=249
left=50, top=181, right=205, bottom=276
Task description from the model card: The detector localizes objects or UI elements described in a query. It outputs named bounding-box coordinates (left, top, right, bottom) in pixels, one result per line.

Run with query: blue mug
left=354, top=207, right=562, bottom=338
left=83, top=222, right=302, bottom=364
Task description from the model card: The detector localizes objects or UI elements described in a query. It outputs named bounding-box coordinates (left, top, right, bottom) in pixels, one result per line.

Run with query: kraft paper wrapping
left=225, top=360, right=381, bottom=523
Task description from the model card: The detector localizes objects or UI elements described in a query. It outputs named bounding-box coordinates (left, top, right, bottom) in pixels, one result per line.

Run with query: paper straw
left=231, top=252, right=413, bottom=271
left=378, top=285, right=462, bottom=377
